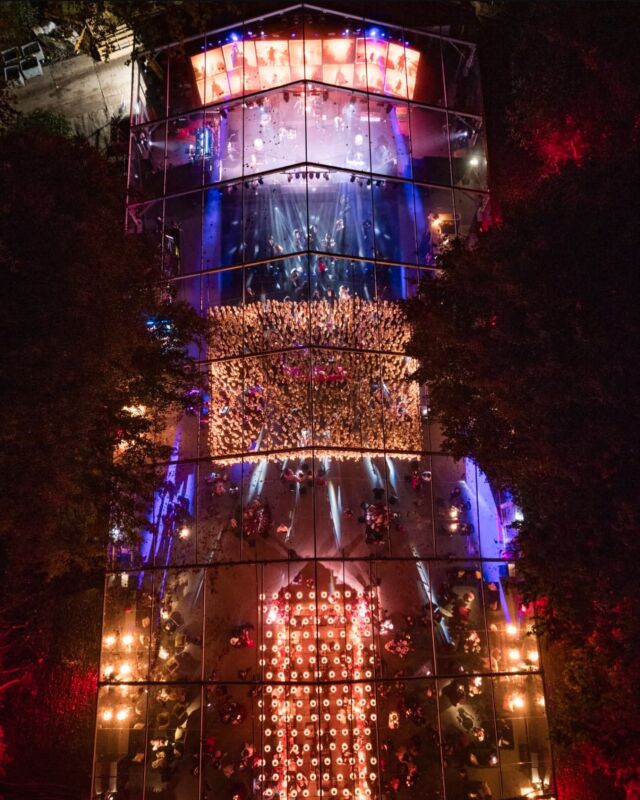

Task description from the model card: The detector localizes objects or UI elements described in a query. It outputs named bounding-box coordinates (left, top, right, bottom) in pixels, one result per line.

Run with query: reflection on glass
left=409, top=105, right=451, bottom=185
left=442, top=38, right=483, bottom=114
left=449, top=113, right=487, bottom=190
left=94, top=686, right=147, bottom=798
left=373, top=179, right=417, bottom=263
left=101, top=10, right=556, bottom=799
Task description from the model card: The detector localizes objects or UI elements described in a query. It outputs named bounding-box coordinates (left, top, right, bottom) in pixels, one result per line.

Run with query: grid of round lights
left=257, top=574, right=379, bottom=799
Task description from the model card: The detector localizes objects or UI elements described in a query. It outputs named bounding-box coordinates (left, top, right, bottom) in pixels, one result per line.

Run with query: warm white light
left=104, top=634, right=116, bottom=648
left=178, top=525, right=190, bottom=539
left=121, top=633, right=133, bottom=647
left=101, top=709, right=113, bottom=722
left=115, top=708, right=129, bottom=721
left=510, top=694, right=526, bottom=711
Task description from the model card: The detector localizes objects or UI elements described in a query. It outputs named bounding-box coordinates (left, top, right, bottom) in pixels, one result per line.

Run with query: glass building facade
left=93, top=5, right=554, bottom=800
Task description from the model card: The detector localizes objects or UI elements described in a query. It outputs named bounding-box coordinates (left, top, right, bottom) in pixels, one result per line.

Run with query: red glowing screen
left=191, top=37, right=420, bottom=103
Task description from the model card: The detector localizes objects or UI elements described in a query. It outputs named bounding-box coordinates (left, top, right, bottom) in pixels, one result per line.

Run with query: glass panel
left=244, top=257, right=310, bottom=352
left=307, top=168, right=375, bottom=259
left=150, top=462, right=198, bottom=566
left=433, top=456, right=481, bottom=559
left=165, top=109, right=205, bottom=194
left=376, top=677, right=443, bottom=797
left=247, top=453, right=315, bottom=559
left=409, top=105, right=451, bottom=186
left=145, top=684, right=202, bottom=797
left=244, top=86, right=306, bottom=175
left=494, top=674, right=553, bottom=799
left=310, top=258, right=376, bottom=348
left=486, top=581, right=540, bottom=674
left=125, top=199, right=164, bottom=277
left=314, top=455, right=388, bottom=556
left=311, top=347, right=383, bottom=452
left=128, top=122, right=166, bottom=201
left=373, top=179, right=417, bottom=264
left=208, top=100, right=243, bottom=182
left=149, top=568, right=204, bottom=682
left=306, top=85, right=371, bottom=173
left=205, top=563, right=259, bottom=680
left=168, top=39, right=205, bottom=117
left=203, top=682, right=257, bottom=795
left=369, top=95, right=411, bottom=178
left=439, top=675, right=501, bottom=798
left=196, top=458, right=243, bottom=562
left=102, top=571, right=154, bottom=683
left=384, top=455, right=435, bottom=557
left=243, top=169, right=308, bottom=262
left=135, top=50, right=169, bottom=123
left=208, top=356, right=244, bottom=458
left=203, top=181, right=244, bottom=270
left=454, top=187, right=491, bottom=241
left=402, top=31, right=444, bottom=106
left=206, top=269, right=245, bottom=358
left=240, top=350, right=312, bottom=456
left=414, top=184, right=455, bottom=267
left=380, top=354, right=422, bottom=453
left=372, top=561, right=435, bottom=676
left=449, top=113, right=488, bottom=190
left=374, top=265, right=421, bottom=352
left=430, top=561, right=490, bottom=675
left=442, top=37, right=483, bottom=114
left=163, top=191, right=203, bottom=276
left=94, top=685, right=147, bottom=799
left=154, top=388, right=200, bottom=466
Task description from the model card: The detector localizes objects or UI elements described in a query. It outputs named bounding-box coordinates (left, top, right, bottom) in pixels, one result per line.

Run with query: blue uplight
left=230, top=32, right=239, bottom=42
left=367, top=27, right=379, bottom=38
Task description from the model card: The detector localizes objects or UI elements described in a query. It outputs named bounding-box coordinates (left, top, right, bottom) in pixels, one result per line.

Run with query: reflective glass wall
left=94, top=6, right=553, bottom=800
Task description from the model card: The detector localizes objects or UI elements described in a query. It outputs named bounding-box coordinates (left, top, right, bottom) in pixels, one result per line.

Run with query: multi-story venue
left=92, top=5, right=554, bottom=799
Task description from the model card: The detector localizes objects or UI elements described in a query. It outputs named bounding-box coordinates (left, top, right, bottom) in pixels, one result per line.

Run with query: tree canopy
left=0, top=121, right=205, bottom=586
left=406, top=6, right=640, bottom=791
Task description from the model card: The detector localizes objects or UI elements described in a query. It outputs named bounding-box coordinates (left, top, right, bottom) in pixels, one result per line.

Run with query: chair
left=21, top=42, right=45, bottom=64
left=20, top=56, right=44, bottom=80
left=3, top=65, right=24, bottom=86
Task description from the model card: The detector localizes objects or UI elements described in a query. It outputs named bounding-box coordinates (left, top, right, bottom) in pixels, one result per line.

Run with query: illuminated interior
left=93, top=6, right=553, bottom=800
left=190, top=36, right=420, bottom=103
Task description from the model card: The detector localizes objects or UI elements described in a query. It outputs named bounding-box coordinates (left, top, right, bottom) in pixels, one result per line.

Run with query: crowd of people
left=209, top=293, right=411, bottom=357
left=208, top=345, right=420, bottom=462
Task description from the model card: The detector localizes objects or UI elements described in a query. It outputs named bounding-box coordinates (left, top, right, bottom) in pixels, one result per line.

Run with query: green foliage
left=0, top=1, right=38, bottom=50
left=0, top=120, right=207, bottom=587
left=13, top=108, right=72, bottom=137
left=406, top=151, right=640, bottom=793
